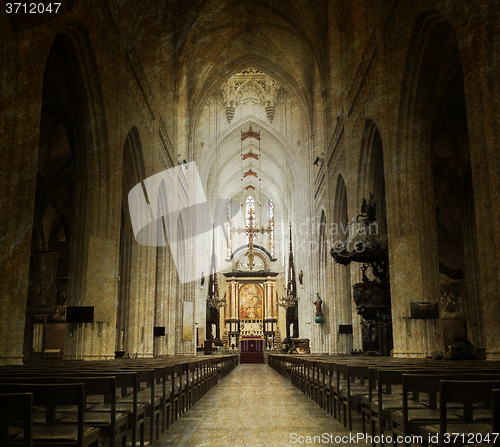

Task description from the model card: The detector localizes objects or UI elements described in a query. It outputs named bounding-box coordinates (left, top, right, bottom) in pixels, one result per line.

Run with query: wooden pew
left=391, top=373, right=500, bottom=446
left=419, top=380, right=500, bottom=447
left=339, top=364, right=371, bottom=431
left=0, top=375, right=128, bottom=447
left=268, top=354, right=500, bottom=447
left=0, top=383, right=99, bottom=447
left=0, top=392, right=33, bottom=447
left=0, top=353, right=237, bottom=446
left=363, top=367, right=433, bottom=443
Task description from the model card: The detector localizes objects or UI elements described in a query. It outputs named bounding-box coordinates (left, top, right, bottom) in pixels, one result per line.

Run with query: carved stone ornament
left=221, top=68, right=280, bottom=123
left=265, top=105, right=274, bottom=122
left=226, top=106, right=235, bottom=122
left=237, top=254, right=264, bottom=271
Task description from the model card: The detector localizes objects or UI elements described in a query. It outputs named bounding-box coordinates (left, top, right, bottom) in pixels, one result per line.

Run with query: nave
left=3, top=0, right=500, bottom=367
left=2, top=1, right=500, bottom=444
left=0, top=354, right=238, bottom=447
left=1, top=354, right=500, bottom=446
left=160, top=363, right=369, bottom=447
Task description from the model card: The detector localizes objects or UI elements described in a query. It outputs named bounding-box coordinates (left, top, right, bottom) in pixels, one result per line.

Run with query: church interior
left=1, top=0, right=500, bottom=445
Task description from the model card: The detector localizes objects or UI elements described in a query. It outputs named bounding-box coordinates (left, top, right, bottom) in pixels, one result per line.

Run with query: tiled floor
left=158, top=363, right=371, bottom=447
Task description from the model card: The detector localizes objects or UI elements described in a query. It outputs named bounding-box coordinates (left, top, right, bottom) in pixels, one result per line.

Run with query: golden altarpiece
left=223, top=249, right=279, bottom=349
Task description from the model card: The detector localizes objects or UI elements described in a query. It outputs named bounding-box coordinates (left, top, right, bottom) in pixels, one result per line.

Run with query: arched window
left=227, top=201, right=232, bottom=257
left=268, top=199, right=274, bottom=256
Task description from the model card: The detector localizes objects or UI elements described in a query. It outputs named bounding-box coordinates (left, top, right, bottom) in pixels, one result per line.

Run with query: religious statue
left=299, top=270, right=303, bottom=285
left=314, top=293, right=323, bottom=316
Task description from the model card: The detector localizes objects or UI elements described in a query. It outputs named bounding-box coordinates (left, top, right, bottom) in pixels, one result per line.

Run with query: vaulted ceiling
left=167, top=0, right=330, bottom=226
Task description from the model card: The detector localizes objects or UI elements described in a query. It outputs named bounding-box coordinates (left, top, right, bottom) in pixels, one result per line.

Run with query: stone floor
left=157, top=363, right=372, bottom=447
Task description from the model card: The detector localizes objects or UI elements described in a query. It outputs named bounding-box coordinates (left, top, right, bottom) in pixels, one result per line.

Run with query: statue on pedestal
left=314, top=293, right=323, bottom=316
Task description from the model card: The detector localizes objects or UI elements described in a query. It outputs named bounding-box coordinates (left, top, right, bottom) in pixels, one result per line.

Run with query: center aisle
left=159, top=363, right=370, bottom=447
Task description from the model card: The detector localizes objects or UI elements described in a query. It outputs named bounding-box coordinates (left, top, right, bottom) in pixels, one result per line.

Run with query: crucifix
left=231, top=213, right=272, bottom=270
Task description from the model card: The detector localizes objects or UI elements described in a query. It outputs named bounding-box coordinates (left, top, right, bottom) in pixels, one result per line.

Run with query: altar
left=223, top=269, right=279, bottom=352
left=239, top=336, right=264, bottom=363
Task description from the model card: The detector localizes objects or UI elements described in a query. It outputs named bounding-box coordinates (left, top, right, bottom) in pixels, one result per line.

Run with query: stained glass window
left=227, top=201, right=232, bottom=257
left=269, top=199, right=274, bottom=256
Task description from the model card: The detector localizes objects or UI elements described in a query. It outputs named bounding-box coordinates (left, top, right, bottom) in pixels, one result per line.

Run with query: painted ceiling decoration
left=222, top=68, right=280, bottom=123
left=241, top=126, right=261, bottom=141
left=244, top=169, right=258, bottom=178
left=242, top=151, right=259, bottom=161
left=244, top=185, right=256, bottom=191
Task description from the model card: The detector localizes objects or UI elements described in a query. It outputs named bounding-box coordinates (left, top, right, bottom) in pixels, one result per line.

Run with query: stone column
left=176, top=64, right=189, bottom=163
left=385, top=151, right=442, bottom=358
left=0, top=33, right=47, bottom=364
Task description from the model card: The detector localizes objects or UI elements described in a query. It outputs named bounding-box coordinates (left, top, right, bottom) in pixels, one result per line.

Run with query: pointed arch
left=358, top=119, right=387, bottom=234
left=395, top=10, right=483, bottom=354
left=332, top=174, right=353, bottom=353
left=27, top=23, right=112, bottom=360
left=117, top=127, right=147, bottom=354
left=191, top=54, right=311, bottom=139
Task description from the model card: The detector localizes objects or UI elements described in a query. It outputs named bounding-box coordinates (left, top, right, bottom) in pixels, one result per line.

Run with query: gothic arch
left=27, top=24, right=110, bottom=360
left=117, top=127, right=147, bottom=354
left=173, top=1, right=324, bottom=75
left=333, top=175, right=349, bottom=245
left=332, top=174, right=353, bottom=353
left=358, top=119, right=387, bottom=234
left=203, top=114, right=297, bottom=205
left=396, top=11, right=462, bottom=219
left=58, top=23, right=111, bottom=235
left=317, top=209, right=328, bottom=339
left=396, top=10, right=483, bottom=351
left=318, top=210, right=327, bottom=267
left=191, top=54, right=312, bottom=140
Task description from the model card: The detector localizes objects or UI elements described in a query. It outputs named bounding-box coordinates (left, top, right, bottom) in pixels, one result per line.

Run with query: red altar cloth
left=239, top=337, right=264, bottom=363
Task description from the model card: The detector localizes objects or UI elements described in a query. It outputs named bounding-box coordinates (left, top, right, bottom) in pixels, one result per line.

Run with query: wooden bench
left=0, top=375, right=128, bottom=447
left=0, top=383, right=99, bottom=447
left=0, top=392, right=33, bottom=447
left=0, top=353, right=238, bottom=446
left=339, top=364, right=371, bottom=431
left=419, top=380, right=500, bottom=446
left=391, top=373, right=500, bottom=446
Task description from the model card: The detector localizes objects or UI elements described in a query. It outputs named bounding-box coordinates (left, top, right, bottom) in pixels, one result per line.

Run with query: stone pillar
left=176, top=65, right=189, bottom=163
left=0, top=34, right=46, bottom=364
left=386, top=169, right=442, bottom=358
left=349, top=266, right=361, bottom=352
left=82, top=236, right=119, bottom=360
left=232, top=281, right=238, bottom=319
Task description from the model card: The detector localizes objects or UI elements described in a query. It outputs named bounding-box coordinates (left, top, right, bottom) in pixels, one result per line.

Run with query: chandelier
left=207, top=292, right=227, bottom=309
left=278, top=291, right=299, bottom=309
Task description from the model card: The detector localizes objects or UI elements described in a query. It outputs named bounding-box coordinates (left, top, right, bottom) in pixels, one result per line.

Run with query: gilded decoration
left=237, top=255, right=264, bottom=271
left=239, top=283, right=263, bottom=319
